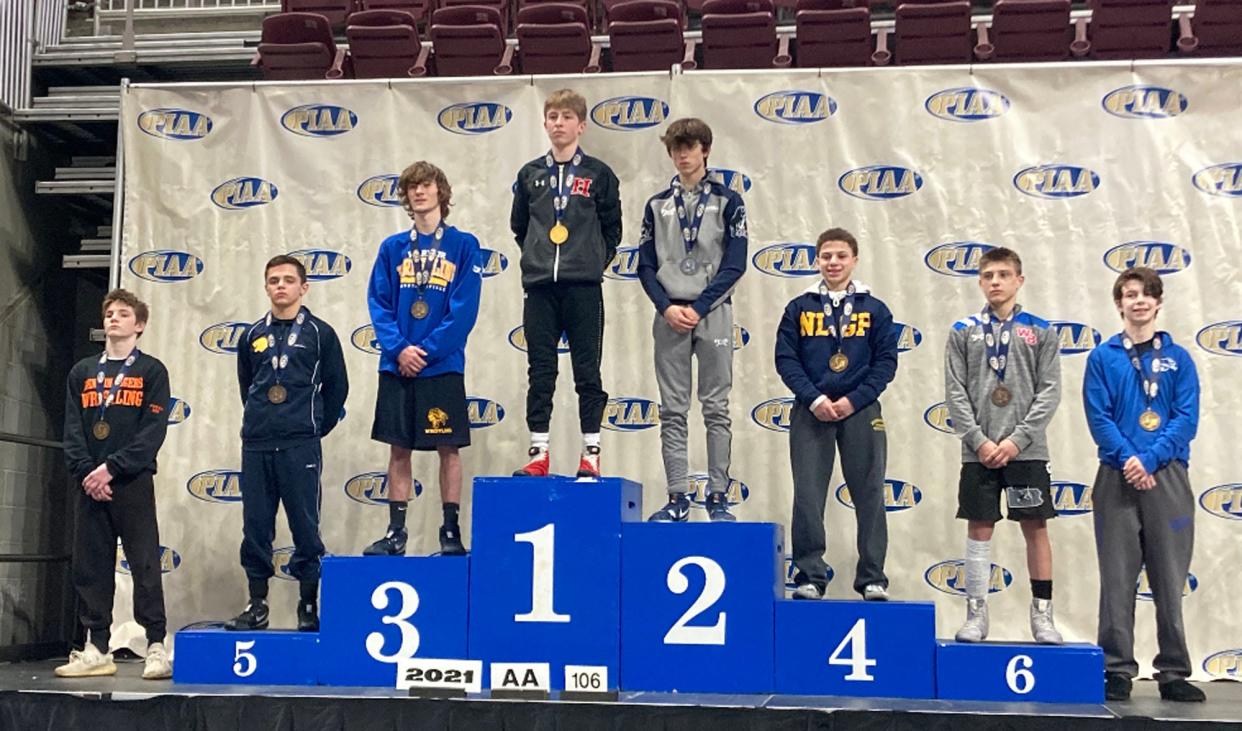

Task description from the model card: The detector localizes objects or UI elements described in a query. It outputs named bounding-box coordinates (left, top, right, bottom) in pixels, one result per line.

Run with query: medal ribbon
left=544, top=149, right=583, bottom=229
left=672, top=177, right=709, bottom=259
left=820, top=281, right=856, bottom=356
left=980, top=305, right=1017, bottom=385
left=94, top=350, right=140, bottom=424
left=407, top=223, right=446, bottom=301
left=260, top=306, right=306, bottom=386
left=1121, top=333, right=1163, bottom=411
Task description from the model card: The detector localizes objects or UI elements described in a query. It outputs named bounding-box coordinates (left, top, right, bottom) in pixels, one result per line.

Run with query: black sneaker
left=1159, top=679, right=1205, bottom=702
left=1104, top=672, right=1132, bottom=701
left=297, top=600, right=319, bottom=632
left=363, top=527, right=408, bottom=556
left=705, top=493, right=737, bottom=522
left=439, top=524, right=467, bottom=556
left=648, top=493, right=691, bottom=522
left=224, top=599, right=270, bottom=631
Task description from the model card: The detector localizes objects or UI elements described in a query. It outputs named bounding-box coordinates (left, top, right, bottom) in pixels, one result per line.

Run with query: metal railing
left=1, top=0, right=67, bottom=110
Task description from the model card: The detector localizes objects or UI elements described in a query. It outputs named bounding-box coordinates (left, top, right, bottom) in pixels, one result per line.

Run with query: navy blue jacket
left=238, top=307, right=348, bottom=450
left=775, top=282, right=898, bottom=410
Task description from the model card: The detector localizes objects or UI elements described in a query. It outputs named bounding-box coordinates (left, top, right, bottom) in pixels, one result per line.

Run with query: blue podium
left=936, top=641, right=1105, bottom=703
left=621, top=522, right=783, bottom=694
left=173, top=629, right=317, bottom=685
left=318, top=555, right=470, bottom=686
left=468, top=476, right=641, bottom=690
left=774, top=600, right=936, bottom=699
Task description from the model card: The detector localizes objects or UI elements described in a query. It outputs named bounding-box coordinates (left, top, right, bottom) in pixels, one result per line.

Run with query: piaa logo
left=288, top=248, right=351, bottom=281
left=437, top=102, right=511, bottom=135
left=1203, top=650, right=1242, bottom=680
left=280, top=104, right=357, bottom=137
left=467, top=396, right=505, bottom=429
left=1102, top=86, right=1188, bottom=119
left=351, top=324, right=380, bottom=355
left=606, top=246, right=640, bottom=280
left=591, top=96, right=668, bottom=131
left=835, top=479, right=922, bottom=513
left=688, top=473, right=750, bottom=508
left=924, top=241, right=995, bottom=276
left=754, top=90, right=837, bottom=125
left=186, top=469, right=242, bottom=503
left=925, top=88, right=1010, bottom=122
left=478, top=249, right=508, bottom=279
left=924, top=402, right=954, bottom=434
left=1196, top=321, right=1242, bottom=356
left=895, top=322, right=922, bottom=353
left=1199, top=483, right=1242, bottom=520
left=128, top=250, right=204, bottom=283
left=199, top=322, right=249, bottom=354
left=273, top=546, right=296, bottom=580
left=211, top=177, right=277, bottom=210
left=508, top=326, right=570, bottom=354
left=357, top=174, right=401, bottom=207
left=709, top=168, right=752, bottom=193
left=733, top=324, right=750, bottom=350
left=838, top=165, right=923, bottom=201
left=751, top=397, right=794, bottom=432
left=1051, top=481, right=1092, bottom=515
left=137, top=108, right=212, bottom=140
left=785, top=555, right=833, bottom=590
left=168, top=397, right=191, bottom=424
left=117, top=545, right=181, bottom=575
left=345, top=472, right=424, bottom=505
left=1103, top=241, right=1191, bottom=274
left=1192, top=163, right=1242, bottom=197
left=752, top=243, right=817, bottom=277
left=924, top=560, right=1012, bottom=595
left=1137, top=568, right=1197, bottom=600
left=603, top=397, right=659, bottom=431
left=1049, top=320, right=1101, bottom=355
left=1013, top=165, right=1099, bottom=198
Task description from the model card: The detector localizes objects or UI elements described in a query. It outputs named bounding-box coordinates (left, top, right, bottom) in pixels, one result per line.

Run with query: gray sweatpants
left=1093, top=461, right=1195, bottom=682
left=652, top=303, right=734, bottom=495
left=789, top=401, right=889, bottom=594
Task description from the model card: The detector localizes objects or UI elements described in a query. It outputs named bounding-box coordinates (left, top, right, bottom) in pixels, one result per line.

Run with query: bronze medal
left=1139, top=409, right=1161, bottom=432
left=267, top=384, right=288, bottom=404
left=92, top=421, right=111, bottom=440
left=411, top=299, right=430, bottom=320
left=829, top=352, right=850, bottom=373
left=990, top=384, right=1012, bottom=407
left=550, top=222, right=569, bottom=245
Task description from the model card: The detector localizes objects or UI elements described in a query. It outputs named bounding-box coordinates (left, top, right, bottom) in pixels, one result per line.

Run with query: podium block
left=318, top=555, right=469, bottom=686
left=621, top=522, right=783, bottom=694
left=173, top=629, right=317, bottom=685
left=774, top=599, right=935, bottom=699
left=936, top=641, right=1105, bottom=703
left=468, top=476, right=641, bottom=689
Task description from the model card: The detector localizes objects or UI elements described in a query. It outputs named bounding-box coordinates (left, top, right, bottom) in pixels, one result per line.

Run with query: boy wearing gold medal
left=1084, top=267, right=1204, bottom=703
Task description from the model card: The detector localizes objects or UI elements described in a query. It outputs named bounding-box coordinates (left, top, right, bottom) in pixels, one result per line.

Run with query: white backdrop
left=116, top=63, right=1242, bottom=682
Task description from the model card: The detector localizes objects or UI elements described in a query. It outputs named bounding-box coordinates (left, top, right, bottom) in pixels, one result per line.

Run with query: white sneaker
left=862, top=583, right=889, bottom=601
left=955, top=597, right=989, bottom=642
left=142, top=641, right=173, bottom=680
left=792, top=583, right=823, bottom=600
left=1030, top=598, right=1064, bottom=644
left=54, top=645, right=116, bottom=678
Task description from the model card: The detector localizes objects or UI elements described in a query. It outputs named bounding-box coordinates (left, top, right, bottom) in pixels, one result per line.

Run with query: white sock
left=530, top=432, right=549, bottom=450
left=583, top=432, right=601, bottom=449
left=965, top=538, right=991, bottom=600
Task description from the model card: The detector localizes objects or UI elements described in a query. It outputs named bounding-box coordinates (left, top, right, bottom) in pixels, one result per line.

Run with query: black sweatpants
left=72, top=471, right=166, bottom=650
left=523, top=283, right=608, bottom=434
left=240, top=440, right=324, bottom=585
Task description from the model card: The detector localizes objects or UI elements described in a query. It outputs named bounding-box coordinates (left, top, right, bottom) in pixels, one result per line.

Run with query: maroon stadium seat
left=347, top=9, right=431, bottom=77
left=359, top=0, right=433, bottom=26
left=1076, top=0, right=1175, bottom=59
left=795, top=0, right=874, bottom=67
left=438, top=0, right=512, bottom=32
left=1178, top=0, right=1242, bottom=56
left=699, top=0, right=791, bottom=69
left=253, top=13, right=351, bottom=80
left=429, top=5, right=515, bottom=75
left=608, top=0, right=696, bottom=71
left=516, top=3, right=601, bottom=73
left=974, top=0, right=1072, bottom=61
left=282, top=0, right=357, bottom=27
left=889, top=1, right=973, bottom=64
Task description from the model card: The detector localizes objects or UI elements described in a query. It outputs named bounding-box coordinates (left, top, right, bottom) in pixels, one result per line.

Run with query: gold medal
left=829, top=352, right=849, bottom=373
left=92, top=421, right=111, bottom=440
left=267, top=384, right=288, bottom=404
left=991, top=384, right=1012, bottom=407
left=411, top=299, right=430, bottom=320
left=550, top=222, right=569, bottom=245
left=1139, top=409, right=1161, bottom=431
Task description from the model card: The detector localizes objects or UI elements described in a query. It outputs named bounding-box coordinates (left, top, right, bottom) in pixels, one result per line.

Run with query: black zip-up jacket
left=64, top=350, right=171, bottom=485
left=510, top=151, right=622, bottom=287
left=237, top=308, right=349, bottom=450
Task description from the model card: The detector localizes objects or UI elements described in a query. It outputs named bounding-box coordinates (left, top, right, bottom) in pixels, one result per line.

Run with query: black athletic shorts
left=956, top=460, right=1056, bottom=522
left=371, top=371, right=471, bottom=451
